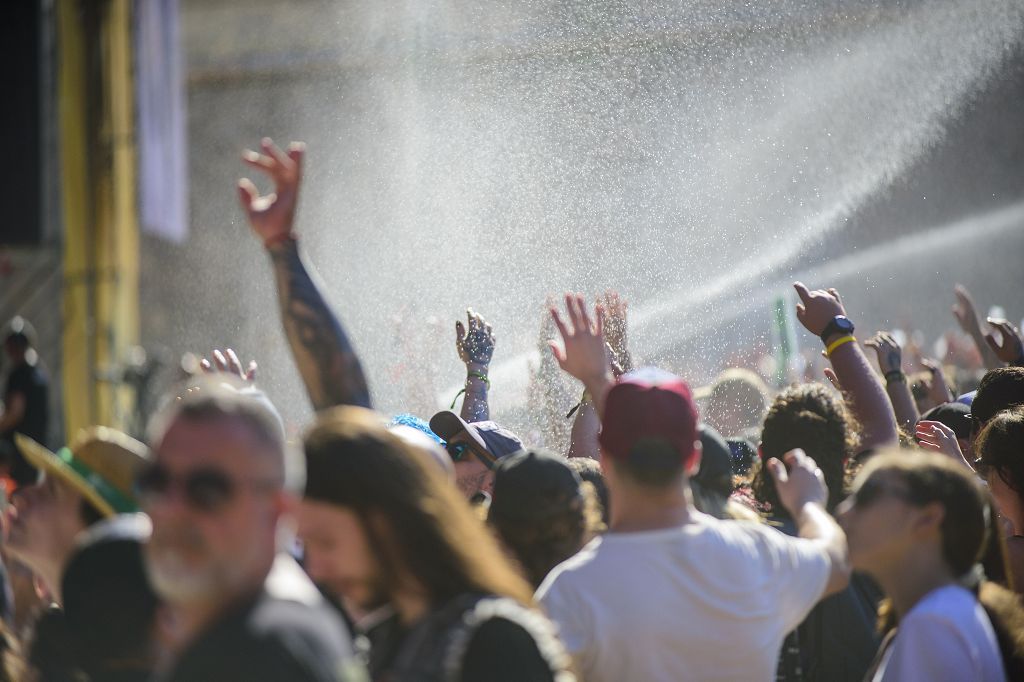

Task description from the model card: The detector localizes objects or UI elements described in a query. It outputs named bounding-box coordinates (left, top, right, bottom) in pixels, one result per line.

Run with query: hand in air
left=549, top=293, right=610, bottom=387
left=985, top=318, right=1024, bottom=365
left=238, top=137, right=306, bottom=245
left=199, top=348, right=257, bottom=384
left=456, top=309, right=495, bottom=367
left=793, top=282, right=846, bottom=337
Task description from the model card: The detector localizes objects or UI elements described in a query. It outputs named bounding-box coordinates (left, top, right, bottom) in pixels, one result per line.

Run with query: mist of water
left=173, top=0, right=1024, bottom=432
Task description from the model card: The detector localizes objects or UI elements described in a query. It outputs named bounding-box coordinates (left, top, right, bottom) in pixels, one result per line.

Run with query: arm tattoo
left=269, top=240, right=372, bottom=410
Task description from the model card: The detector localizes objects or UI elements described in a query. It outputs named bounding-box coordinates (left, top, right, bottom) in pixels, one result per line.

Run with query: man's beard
left=145, top=525, right=245, bottom=604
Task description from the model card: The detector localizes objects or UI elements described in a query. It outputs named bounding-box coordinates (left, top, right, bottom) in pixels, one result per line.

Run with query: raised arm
left=864, top=331, right=919, bottom=430
left=567, top=293, right=630, bottom=459
left=238, top=138, right=371, bottom=410
left=768, top=448, right=851, bottom=597
left=793, top=282, right=898, bottom=452
left=549, top=294, right=614, bottom=418
left=952, top=285, right=1002, bottom=370
left=454, top=309, right=494, bottom=422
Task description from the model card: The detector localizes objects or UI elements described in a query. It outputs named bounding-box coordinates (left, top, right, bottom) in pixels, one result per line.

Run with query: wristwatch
left=820, top=316, right=855, bottom=344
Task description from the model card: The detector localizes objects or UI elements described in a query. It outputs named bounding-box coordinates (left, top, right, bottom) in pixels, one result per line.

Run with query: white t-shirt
left=873, top=584, right=1005, bottom=682
left=536, top=511, right=831, bottom=682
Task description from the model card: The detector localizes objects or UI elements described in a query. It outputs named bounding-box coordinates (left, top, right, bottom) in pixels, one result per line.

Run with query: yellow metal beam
left=59, top=0, right=139, bottom=435
left=58, top=0, right=93, bottom=435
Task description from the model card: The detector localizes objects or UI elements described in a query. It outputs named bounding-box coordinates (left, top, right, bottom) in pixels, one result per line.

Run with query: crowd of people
left=0, top=137, right=1023, bottom=681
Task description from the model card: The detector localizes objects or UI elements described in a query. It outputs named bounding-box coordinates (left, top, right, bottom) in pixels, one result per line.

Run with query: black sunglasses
left=135, top=465, right=277, bottom=513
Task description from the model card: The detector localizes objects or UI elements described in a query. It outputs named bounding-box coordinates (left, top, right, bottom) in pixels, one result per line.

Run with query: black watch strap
left=820, top=316, right=854, bottom=344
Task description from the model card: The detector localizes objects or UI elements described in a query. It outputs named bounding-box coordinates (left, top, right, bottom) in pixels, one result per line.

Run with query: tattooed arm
left=239, top=138, right=372, bottom=410
left=268, top=240, right=371, bottom=409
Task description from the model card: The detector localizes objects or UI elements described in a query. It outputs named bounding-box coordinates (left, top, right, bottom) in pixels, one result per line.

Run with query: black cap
left=61, top=514, right=158, bottom=674
left=695, top=424, right=733, bottom=497
left=490, top=449, right=582, bottom=522
left=920, top=402, right=973, bottom=441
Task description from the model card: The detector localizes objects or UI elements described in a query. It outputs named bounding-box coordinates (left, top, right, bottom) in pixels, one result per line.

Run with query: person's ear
left=685, top=440, right=703, bottom=477
left=274, top=490, right=298, bottom=520
left=912, top=501, right=945, bottom=537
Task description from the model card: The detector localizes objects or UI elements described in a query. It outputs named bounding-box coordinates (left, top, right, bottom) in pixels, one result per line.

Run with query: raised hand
left=550, top=293, right=613, bottom=413
left=985, top=318, right=1024, bottom=365
left=952, top=284, right=1002, bottom=370
left=240, top=137, right=372, bottom=410
left=455, top=309, right=496, bottom=367
left=952, top=284, right=982, bottom=334
left=238, top=138, right=305, bottom=246
left=767, top=448, right=828, bottom=515
left=921, top=358, right=954, bottom=405
left=864, top=332, right=903, bottom=375
left=793, top=282, right=846, bottom=337
left=199, top=348, right=257, bottom=383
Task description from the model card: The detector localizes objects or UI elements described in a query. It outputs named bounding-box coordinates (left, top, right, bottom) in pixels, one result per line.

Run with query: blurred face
left=447, top=432, right=494, bottom=498
left=297, top=500, right=386, bottom=612
left=985, top=468, right=1023, bottom=532
left=141, top=416, right=283, bottom=605
left=6, top=474, right=89, bottom=570
left=836, top=471, right=919, bottom=576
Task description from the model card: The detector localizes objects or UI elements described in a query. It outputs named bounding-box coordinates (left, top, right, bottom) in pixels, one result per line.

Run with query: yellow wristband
left=826, top=335, right=856, bottom=356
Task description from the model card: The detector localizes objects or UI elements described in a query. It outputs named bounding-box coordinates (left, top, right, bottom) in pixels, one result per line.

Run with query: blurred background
left=2, top=0, right=1023, bottom=445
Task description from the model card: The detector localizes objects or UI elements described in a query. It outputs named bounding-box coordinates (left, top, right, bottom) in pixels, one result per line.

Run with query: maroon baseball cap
left=598, top=367, right=699, bottom=466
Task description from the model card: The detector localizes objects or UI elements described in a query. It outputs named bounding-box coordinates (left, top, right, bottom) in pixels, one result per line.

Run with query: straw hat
left=15, top=427, right=151, bottom=518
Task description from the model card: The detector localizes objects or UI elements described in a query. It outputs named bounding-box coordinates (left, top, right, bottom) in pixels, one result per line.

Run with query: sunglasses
left=973, top=457, right=995, bottom=479
left=445, top=440, right=497, bottom=469
left=135, top=464, right=278, bottom=513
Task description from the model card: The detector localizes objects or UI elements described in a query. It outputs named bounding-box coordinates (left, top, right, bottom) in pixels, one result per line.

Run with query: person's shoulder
left=453, top=597, right=572, bottom=681
left=906, top=585, right=981, bottom=623
left=248, top=555, right=351, bottom=646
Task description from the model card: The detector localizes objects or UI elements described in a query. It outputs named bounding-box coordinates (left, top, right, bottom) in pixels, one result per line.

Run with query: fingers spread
left=548, top=340, right=566, bottom=365
left=550, top=308, right=569, bottom=341
left=225, top=348, right=244, bottom=376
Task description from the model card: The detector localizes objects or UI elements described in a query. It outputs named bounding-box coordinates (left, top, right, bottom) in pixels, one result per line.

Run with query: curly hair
left=489, top=483, right=604, bottom=589
left=752, top=383, right=854, bottom=515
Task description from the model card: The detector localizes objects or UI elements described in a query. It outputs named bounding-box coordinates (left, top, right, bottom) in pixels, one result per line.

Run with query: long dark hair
left=303, top=407, right=535, bottom=608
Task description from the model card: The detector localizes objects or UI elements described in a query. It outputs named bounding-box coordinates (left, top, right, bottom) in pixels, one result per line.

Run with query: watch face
left=836, top=316, right=855, bottom=333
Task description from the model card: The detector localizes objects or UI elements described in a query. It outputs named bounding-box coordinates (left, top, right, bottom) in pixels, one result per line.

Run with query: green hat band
left=56, top=447, right=138, bottom=515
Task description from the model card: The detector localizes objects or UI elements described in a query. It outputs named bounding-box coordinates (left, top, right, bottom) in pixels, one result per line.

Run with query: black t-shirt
left=380, top=594, right=571, bottom=682
left=3, top=361, right=48, bottom=443
left=2, top=361, right=48, bottom=485
left=772, top=516, right=882, bottom=682
left=159, top=556, right=367, bottom=682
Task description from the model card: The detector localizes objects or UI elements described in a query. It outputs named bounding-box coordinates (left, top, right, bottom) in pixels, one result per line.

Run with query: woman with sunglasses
left=974, top=407, right=1024, bottom=594
left=837, top=449, right=1024, bottom=681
